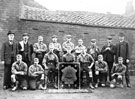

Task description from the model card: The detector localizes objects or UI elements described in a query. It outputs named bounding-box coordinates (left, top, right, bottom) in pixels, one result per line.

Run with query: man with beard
left=49, top=35, right=62, bottom=61
left=42, top=44, right=59, bottom=89
left=33, top=36, right=47, bottom=67
left=1, top=31, right=18, bottom=89
left=18, top=33, right=33, bottom=73
left=101, top=36, right=116, bottom=81
left=115, top=32, right=130, bottom=88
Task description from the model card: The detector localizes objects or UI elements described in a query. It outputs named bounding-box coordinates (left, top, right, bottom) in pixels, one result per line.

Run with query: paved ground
left=0, top=76, right=135, bottom=99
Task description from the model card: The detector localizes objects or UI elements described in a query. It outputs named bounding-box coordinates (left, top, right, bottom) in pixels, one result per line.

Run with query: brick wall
left=0, top=0, right=135, bottom=76
left=17, top=20, right=135, bottom=75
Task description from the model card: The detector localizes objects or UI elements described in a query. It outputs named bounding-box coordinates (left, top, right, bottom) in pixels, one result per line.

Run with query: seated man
left=77, top=48, right=94, bottom=89
left=29, top=58, right=45, bottom=90
left=11, top=54, right=28, bottom=91
left=110, top=57, right=126, bottom=88
left=95, top=55, right=108, bottom=88
left=42, top=43, right=59, bottom=89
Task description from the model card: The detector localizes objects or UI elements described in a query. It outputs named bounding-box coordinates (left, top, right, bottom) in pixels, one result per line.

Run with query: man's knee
left=118, top=75, right=122, bottom=80
left=11, top=74, right=16, bottom=82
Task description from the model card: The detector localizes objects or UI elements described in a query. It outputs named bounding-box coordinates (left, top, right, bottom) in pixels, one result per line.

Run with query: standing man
left=62, top=35, right=74, bottom=54
left=49, top=35, right=62, bottom=61
left=101, top=36, right=116, bottom=81
left=115, top=32, right=130, bottom=87
left=75, top=39, right=86, bottom=61
left=1, top=31, right=18, bottom=89
left=87, top=39, right=100, bottom=84
left=18, top=33, right=33, bottom=71
left=33, top=36, right=47, bottom=67
left=42, top=44, right=59, bottom=89
left=77, top=47, right=94, bottom=89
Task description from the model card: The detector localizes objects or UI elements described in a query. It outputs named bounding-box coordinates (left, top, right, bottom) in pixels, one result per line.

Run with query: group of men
left=1, top=30, right=131, bottom=91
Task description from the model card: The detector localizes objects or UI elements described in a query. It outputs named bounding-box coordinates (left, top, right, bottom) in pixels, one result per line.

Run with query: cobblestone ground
left=0, top=76, right=135, bottom=99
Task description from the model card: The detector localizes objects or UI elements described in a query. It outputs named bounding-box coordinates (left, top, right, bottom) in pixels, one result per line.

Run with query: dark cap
left=107, top=36, right=112, bottom=40
left=66, top=35, right=71, bottom=39
left=52, top=35, right=57, bottom=38
left=7, top=31, right=15, bottom=35
left=119, top=32, right=125, bottom=37
left=22, top=33, right=29, bottom=37
left=118, top=57, right=123, bottom=60
left=91, top=39, right=96, bottom=43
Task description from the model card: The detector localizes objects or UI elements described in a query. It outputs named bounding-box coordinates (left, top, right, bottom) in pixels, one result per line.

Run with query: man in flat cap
left=62, top=35, right=74, bottom=54
left=75, top=39, right=86, bottom=61
left=33, top=36, right=47, bottom=67
left=87, top=39, right=100, bottom=84
left=49, top=35, right=62, bottom=61
left=1, top=31, right=18, bottom=89
left=18, top=33, right=33, bottom=68
left=101, top=36, right=116, bottom=81
left=115, top=32, right=130, bottom=87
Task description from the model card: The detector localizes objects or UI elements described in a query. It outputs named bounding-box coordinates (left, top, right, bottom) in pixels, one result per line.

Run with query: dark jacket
left=18, top=41, right=33, bottom=63
left=101, top=44, right=116, bottom=63
left=1, top=41, right=18, bottom=65
left=115, top=41, right=129, bottom=63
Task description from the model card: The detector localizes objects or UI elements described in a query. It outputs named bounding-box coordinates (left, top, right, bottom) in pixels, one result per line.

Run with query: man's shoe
left=89, top=84, right=94, bottom=89
left=22, top=87, right=27, bottom=90
left=127, top=84, right=131, bottom=88
left=54, top=84, right=58, bottom=89
left=95, top=83, right=98, bottom=88
left=101, top=84, right=106, bottom=87
left=12, top=86, right=17, bottom=91
left=3, top=86, right=8, bottom=90
left=120, top=84, right=124, bottom=88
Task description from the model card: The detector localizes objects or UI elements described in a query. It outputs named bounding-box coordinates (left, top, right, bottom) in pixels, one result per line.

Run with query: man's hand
left=126, top=59, right=129, bottom=63
left=19, top=72, right=25, bottom=75
left=106, top=47, right=110, bottom=51
left=1, top=61, right=5, bottom=64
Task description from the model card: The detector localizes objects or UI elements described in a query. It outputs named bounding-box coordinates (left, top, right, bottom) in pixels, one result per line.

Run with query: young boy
left=95, top=55, right=108, bottom=88
left=11, top=54, right=28, bottom=91
left=29, top=58, right=45, bottom=90
left=110, top=57, right=126, bottom=88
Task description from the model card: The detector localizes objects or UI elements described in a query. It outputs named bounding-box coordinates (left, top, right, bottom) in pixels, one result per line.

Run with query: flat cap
left=91, top=39, right=96, bottom=43
left=119, top=32, right=125, bottom=37
left=107, top=36, right=112, bottom=40
left=52, top=35, right=57, bottom=38
left=66, top=35, right=71, bottom=39
left=22, top=33, right=29, bottom=36
left=7, top=31, right=15, bottom=35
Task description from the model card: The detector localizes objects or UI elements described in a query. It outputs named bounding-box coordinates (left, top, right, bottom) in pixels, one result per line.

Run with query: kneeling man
left=95, top=55, right=108, bottom=88
left=29, top=58, right=45, bottom=90
left=11, top=54, right=28, bottom=91
left=110, top=57, right=126, bottom=88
